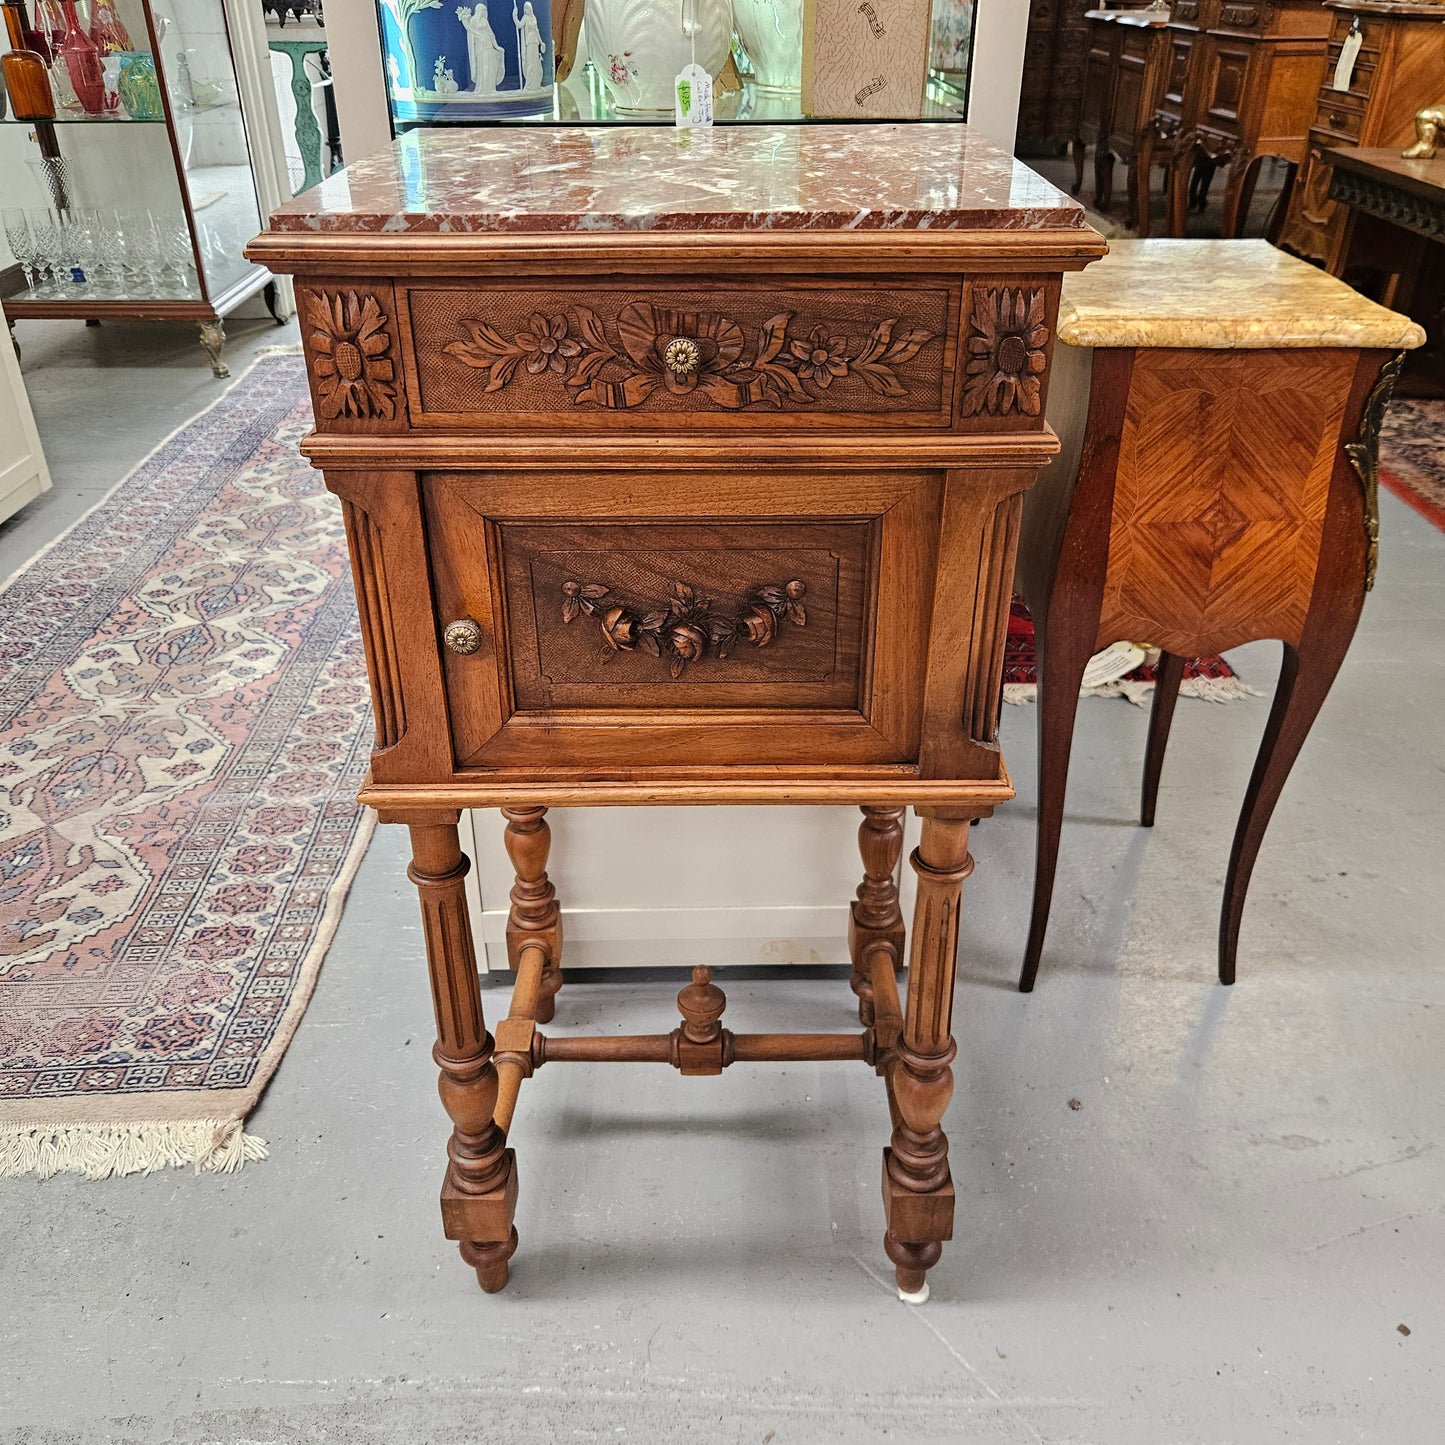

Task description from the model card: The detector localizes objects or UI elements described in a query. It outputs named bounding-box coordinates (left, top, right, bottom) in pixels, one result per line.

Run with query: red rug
left=0, top=353, right=374, bottom=1179
left=1381, top=398, right=1445, bottom=535
left=1003, top=599, right=1253, bottom=706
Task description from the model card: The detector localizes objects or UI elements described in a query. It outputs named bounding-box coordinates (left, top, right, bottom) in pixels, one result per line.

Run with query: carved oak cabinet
left=248, top=126, right=1105, bottom=1300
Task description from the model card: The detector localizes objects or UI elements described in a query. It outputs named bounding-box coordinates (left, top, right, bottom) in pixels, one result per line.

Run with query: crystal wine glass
left=1, top=209, right=39, bottom=295
left=27, top=208, right=67, bottom=294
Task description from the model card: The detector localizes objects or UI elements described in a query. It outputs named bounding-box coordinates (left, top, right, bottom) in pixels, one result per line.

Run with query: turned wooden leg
left=848, top=805, right=906, bottom=1026
left=502, top=805, right=563, bottom=1024
left=408, top=817, right=518, bottom=1293
left=1141, top=651, right=1186, bottom=828
left=1019, top=616, right=1093, bottom=993
left=883, top=815, right=974, bottom=1303
left=1220, top=635, right=1353, bottom=985
left=1070, top=138, right=1086, bottom=196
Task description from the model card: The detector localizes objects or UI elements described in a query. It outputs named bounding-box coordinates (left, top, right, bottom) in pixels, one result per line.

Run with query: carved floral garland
left=562, top=577, right=807, bottom=678
left=444, top=303, right=937, bottom=411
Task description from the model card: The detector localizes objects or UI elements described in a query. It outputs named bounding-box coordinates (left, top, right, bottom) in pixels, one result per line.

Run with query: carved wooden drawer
left=394, top=277, right=962, bottom=431
left=1215, top=2, right=1266, bottom=33
left=423, top=468, right=944, bottom=770
left=1313, top=92, right=1366, bottom=143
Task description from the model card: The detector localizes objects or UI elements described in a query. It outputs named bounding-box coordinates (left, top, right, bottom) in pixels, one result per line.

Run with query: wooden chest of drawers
left=1076, top=0, right=1333, bottom=236
left=1279, top=0, right=1445, bottom=269
left=248, top=126, right=1105, bottom=1300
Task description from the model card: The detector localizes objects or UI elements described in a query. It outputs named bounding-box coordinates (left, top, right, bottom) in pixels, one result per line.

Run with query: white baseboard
left=476, top=903, right=852, bottom=971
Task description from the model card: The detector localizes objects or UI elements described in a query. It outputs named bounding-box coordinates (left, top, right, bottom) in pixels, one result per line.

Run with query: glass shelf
left=0, top=113, right=167, bottom=125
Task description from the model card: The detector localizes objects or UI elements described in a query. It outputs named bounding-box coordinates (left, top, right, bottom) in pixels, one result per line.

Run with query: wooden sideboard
left=1016, top=238, right=1422, bottom=991
left=1077, top=8, right=1172, bottom=224
left=1278, top=1, right=1445, bottom=269
left=1077, top=0, right=1332, bottom=237
left=248, top=127, right=1105, bottom=1301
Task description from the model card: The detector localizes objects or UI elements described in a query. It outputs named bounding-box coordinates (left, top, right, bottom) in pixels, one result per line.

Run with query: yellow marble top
left=1057, top=239, right=1426, bottom=350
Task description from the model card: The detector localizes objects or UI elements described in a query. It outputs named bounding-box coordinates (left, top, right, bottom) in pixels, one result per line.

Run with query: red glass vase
left=88, top=0, right=131, bottom=53
left=59, top=0, right=102, bottom=113
left=34, top=0, right=65, bottom=58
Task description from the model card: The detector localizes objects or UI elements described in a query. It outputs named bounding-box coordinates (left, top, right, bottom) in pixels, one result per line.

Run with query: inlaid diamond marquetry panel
left=1099, top=347, right=1355, bottom=655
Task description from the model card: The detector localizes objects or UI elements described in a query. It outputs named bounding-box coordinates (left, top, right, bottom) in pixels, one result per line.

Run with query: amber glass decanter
left=1, top=1, right=56, bottom=119
left=58, top=0, right=102, bottom=112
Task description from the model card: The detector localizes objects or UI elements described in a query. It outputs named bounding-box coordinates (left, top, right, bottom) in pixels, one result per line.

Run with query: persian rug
left=1381, top=397, right=1445, bottom=536
left=0, top=353, right=374, bottom=1179
left=1002, top=599, right=1257, bottom=706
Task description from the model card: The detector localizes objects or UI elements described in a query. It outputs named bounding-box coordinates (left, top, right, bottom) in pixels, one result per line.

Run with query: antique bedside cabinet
left=247, top=125, right=1105, bottom=1301
left=1015, top=238, right=1422, bottom=994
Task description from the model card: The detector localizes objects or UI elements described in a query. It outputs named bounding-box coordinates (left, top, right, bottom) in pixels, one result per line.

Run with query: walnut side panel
left=1099, top=347, right=1355, bottom=655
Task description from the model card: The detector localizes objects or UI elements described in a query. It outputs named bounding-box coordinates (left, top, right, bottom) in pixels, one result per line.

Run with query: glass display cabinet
left=372, top=0, right=977, bottom=130
left=1, top=0, right=277, bottom=375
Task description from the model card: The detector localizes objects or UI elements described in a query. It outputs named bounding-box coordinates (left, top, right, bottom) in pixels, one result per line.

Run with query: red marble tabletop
left=262, top=124, right=1089, bottom=235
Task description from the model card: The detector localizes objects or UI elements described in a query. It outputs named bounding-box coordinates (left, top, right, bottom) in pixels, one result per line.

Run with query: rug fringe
left=1003, top=674, right=1263, bottom=708
left=0, top=1120, right=268, bottom=1181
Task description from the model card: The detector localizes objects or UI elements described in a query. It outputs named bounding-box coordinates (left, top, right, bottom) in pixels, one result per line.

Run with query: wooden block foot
left=460, top=1227, right=518, bottom=1293
left=440, top=1147, right=519, bottom=1242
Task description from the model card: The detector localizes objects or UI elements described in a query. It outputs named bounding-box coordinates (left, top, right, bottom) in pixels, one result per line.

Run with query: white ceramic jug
left=588, top=0, right=734, bottom=112
left=732, top=0, right=801, bottom=93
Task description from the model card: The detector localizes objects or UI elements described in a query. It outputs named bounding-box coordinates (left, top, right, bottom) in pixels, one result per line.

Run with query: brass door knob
left=444, top=617, right=484, bottom=655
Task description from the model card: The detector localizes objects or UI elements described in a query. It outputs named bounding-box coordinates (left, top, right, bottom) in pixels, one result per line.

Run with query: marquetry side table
left=1014, top=238, right=1423, bottom=992
left=248, top=126, right=1106, bottom=1301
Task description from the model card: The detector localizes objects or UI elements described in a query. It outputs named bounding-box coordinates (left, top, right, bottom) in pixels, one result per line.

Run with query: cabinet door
left=0, top=333, right=52, bottom=524
left=424, top=468, right=941, bottom=771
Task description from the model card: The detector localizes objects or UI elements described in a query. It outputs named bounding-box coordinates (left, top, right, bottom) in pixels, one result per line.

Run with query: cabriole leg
left=502, top=805, right=563, bottom=1023
left=407, top=816, right=518, bottom=1293
left=883, top=815, right=974, bottom=1304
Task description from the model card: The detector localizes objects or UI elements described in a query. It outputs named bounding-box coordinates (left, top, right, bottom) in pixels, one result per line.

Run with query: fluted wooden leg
left=1220, top=635, right=1353, bottom=984
left=848, top=805, right=906, bottom=1026
left=408, top=816, right=517, bottom=1293
left=503, top=805, right=563, bottom=1024
left=1141, top=650, right=1186, bottom=828
left=883, top=815, right=974, bottom=1303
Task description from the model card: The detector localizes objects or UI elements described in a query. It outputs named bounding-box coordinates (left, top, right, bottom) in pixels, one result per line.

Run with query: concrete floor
left=1, top=314, right=1443, bottom=1444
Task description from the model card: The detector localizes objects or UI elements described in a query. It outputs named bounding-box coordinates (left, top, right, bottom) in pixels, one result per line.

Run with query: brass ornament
left=663, top=336, right=701, bottom=377
left=1344, top=351, right=1405, bottom=594
left=444, top=617, right=485, bottom=655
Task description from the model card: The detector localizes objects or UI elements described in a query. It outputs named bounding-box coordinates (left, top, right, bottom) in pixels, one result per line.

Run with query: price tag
left=675, top=62, right=713, bottom=128
left=1332, top=23, right=1362, bottom=92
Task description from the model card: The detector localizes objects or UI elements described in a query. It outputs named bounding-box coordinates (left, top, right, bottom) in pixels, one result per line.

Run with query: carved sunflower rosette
left=961, top=285, right=1052, bottom=421
left=302, top=285, right=406, bottom=431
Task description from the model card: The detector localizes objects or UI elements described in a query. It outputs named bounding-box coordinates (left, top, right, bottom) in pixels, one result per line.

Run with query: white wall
left=966, top=0, right=1030, bottom=152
